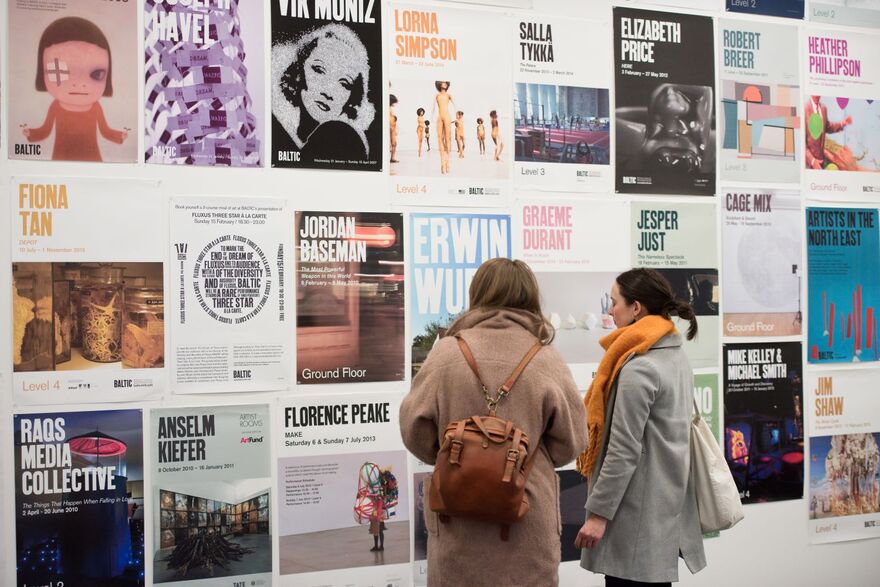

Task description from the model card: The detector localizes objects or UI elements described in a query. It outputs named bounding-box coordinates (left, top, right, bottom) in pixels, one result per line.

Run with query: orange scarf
left=576, top=315, right=675, bottom=478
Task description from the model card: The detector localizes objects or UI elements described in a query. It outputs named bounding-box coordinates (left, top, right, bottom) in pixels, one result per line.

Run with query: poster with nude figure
left=7, top=0, right=137, bottom=163
left=389, top=2, right=511, bottom=207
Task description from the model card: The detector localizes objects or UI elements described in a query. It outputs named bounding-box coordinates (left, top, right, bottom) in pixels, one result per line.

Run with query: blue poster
left=727, top=0, right=804, bottom=19
left=807, top=207, right=880, bottom=363
left=410, top=213, right=510, bottom=375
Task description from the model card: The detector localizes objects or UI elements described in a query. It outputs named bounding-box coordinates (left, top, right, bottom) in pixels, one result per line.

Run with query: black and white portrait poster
left=271, top=0, right=382, bottom=171
left=614, top=7, right=716, bottom=196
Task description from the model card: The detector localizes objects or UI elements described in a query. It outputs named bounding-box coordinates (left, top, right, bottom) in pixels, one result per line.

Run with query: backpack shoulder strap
left=455, top=334, right=543, bottom=395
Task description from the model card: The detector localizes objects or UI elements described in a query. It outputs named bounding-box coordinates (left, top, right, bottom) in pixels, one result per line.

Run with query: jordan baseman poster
left=13, top=409, right=144, bottom=587
left=614, top=7, right=716, bottom=196
left=271, top=0, right=382, bottom=171
left=145, top=0, right=264, bottom=167
left=296, top=211, right=405, bottom=384
left=11, top=178, right=165, bottom=405
left=512, top=15, right=611, bottom=192
left=7, top=0, right=137, bottom=162
left=170, top=197, right=290, bottom=393
left=812, top=1, right=880, bottom=28
left=389, top=3, right=511, bottom=206
left=151, top=404, right=271, bottom=585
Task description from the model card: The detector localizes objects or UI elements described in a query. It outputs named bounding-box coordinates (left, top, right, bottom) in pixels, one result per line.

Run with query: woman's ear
left=632, top=301, right=644, bottom=320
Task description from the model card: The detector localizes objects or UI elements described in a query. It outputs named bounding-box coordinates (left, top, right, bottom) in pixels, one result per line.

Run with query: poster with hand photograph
left=724, top=341, right=804, bottom=503
left=719, top=21, right=801, bottom=184
left=170, top=197, right=290, bottom=393
left=11, top=178, right=164, bottom=405
left=807, top=370, right=880, bottom=543
left=389, top=3, right=511, bottom=206
left=812, top=1, right=880, bottom=27
left=722, top=190, right=802, bottom=337
left=145, top=0, right=263, bottom=167
left=614, top=7, right=715, bottom=196
left=151, top=404, right=271, bottom=585
left=805, top=30, right=880, bottom=200
left=295, top=211, right=405, bottom=384
left=726, top=0, right=804, bottom=18
left=271, top=0, right=381, bottom=171
left=512, top=15, right=611, bottom=192
left=13, top=409, right=144, bottom=587
left=7, top=0, right=137, bottom=162
left=278, top=392, right=409, bottom=587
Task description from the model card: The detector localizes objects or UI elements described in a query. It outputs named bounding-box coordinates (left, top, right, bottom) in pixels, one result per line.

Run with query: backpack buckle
left=449, top=440, right=464, bottom=465
left=506, top=449, right=519, bottom=462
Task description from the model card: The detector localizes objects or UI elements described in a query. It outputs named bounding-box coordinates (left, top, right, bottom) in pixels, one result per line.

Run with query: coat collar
left=448, top=307, right=546, bottom=339
left=651, top=332, right=683, bottom=349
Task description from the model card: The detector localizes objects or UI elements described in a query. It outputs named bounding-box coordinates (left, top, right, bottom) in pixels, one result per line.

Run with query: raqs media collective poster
left=13, top=409, right=144, bottom=587
left=811, top=0, right=880, bottom=28
left=295, top=211, right=405, bottom=384
left=410, top=212, right=511, bottom=376
left=807, top=207, right=880, bottom=364
left=145, top=0, right=264, bottom=167
left=151, top=404, right=271, bottom=586
left=170, top=197, right=290, bottom=393
left=11, top=178, right=165, bottom=405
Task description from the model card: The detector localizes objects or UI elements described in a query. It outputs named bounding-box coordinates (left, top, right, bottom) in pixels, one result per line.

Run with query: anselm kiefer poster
left=14, top=409, right=144, bottom=587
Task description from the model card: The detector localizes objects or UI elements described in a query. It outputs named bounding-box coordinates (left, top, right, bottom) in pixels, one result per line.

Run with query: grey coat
left=581, top=333, right=706, bottom=583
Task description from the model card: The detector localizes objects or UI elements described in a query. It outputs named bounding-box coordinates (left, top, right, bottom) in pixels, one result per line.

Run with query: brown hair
left=36, top=17, right=113, bottom=96
left=616, top=268, right=699, bottom=340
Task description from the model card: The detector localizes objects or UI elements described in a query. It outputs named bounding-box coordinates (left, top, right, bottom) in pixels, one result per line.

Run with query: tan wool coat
left=400, top=308, right=588, bottom=587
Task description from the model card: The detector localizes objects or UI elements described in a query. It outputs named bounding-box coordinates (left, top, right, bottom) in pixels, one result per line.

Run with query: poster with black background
left=724, top=341, right=804, bottom=504
left=271, top=0, right=382, bottom=170
left=614, top=7, right=716, bottom=196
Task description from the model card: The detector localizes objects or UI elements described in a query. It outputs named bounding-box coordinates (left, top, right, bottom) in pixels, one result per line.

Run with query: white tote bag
left=690, top=400, right=744, bottom=533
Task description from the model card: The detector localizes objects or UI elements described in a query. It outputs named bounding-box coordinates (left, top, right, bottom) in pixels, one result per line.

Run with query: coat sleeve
left=399, top=342, right=452, bottom=465
left=585, top=358, right=658, bottom=520
left=541, top=353, right=588, bottom=468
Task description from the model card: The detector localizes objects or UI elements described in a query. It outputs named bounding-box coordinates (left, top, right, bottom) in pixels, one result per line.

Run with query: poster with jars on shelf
left=10, top=177, right=165, bottom=405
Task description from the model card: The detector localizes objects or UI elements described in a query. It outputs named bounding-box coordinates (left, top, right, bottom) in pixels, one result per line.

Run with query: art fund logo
left=239, top=412, right=265, bottom=444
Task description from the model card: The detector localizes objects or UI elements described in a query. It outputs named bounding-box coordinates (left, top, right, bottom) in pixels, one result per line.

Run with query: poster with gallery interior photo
left=10, top=178, right=164, bottom=405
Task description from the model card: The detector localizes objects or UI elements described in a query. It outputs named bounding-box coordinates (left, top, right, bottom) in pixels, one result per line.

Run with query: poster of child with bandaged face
left=7, top=0, right=137, bottom=162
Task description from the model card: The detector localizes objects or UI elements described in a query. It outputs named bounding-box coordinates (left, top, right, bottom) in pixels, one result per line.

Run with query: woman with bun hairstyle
left=576, top=268, right=706, bottom=586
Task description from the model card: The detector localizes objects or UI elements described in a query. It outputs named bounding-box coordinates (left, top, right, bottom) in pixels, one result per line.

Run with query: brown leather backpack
left=429, top=334, right=543, bottom=540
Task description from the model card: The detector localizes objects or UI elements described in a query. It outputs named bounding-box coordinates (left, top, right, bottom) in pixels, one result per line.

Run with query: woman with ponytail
left=575, top=268, right=706, bottom=586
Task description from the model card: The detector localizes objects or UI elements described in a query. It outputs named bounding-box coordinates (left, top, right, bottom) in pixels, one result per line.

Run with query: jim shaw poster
left=14, top=409, right=144, bottom=587
left=151, top=404, right=271, bottom=585
left=11, top=178, right=165, bottom=405
left=145, top=0, right=264, bottom=167
left=7, top=0, right=138, bottom=162
left=614, top=7, right=716, bottom=196
left=271, top=0, right=382, bottom=171
left=170, top=197, right=290, bottom=393
left=812, top=1, right=880, bottom=28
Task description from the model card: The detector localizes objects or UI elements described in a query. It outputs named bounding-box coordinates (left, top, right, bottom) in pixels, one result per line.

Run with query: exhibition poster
left=277, top=392, right=410, bottom=587
left=724, top=341, right=805, bottom=503
left=719, top=20, right=801, bottom=184
left=807, top=207, right=880, bottom=364
left=295, top=211, right=405, bottom=384
left=170, top=197, right=290, bottom=393
left=722, top=190, right=802, bottom=338
left=409, top=212, right=511, bottom=376
left=411, top=458, right=431, bottom=585
left=726, top=0, right=805, bottom=19
left=145, top=0, right=263, bottom=167
left=7, top=0, right=138, bottom=162
left=807, top=370, right=880, bottom=544
left=805, top=29, right=880, bottom=199
left=151, top=404, right=271, bottom=585
left=11, top=178, right=165, bottom=405
left=389, top=3, right=511, bottom=206
left=631, top=201, right=719, bottom=368
left=811, top=1, right=880, bottom=27
left=614, top=7, right=716, bottom=196
left=13, top=409, right=144, bottom=587
left=271, top=0, right=382, bottom=171
left=695, top=372, right=723, bottom=444
left=512, top=14, right=611, bottom=192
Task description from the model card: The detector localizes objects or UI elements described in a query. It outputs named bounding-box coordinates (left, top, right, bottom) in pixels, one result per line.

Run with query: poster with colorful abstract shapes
left=512, top=14, right=612, bottom=192
left=719, top=21, right=801, bottom=184
left=723, top=341, right=804, bottom=504
left=409, top=212, right=511, bottom=376
left=811, top=1, right=880, bottom=28
left=807, top=370, right=880, bottom=543
left=722, top=190, right=803, bottom=338
left=805, top=30, right=880, bottom=200
left=389, top=3, right=511, bottom=206
left=7, top=0, right=138, bottom=162
left=13, top=409, right=144, bottom=587
left=807, top=207, right=880, bottom=364
left=727, top=0, right=804, bottom=19
left=145, top=0, right=263, bottom=167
